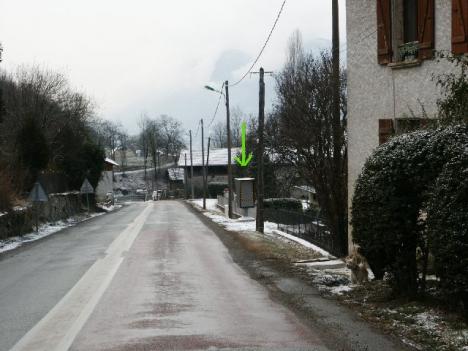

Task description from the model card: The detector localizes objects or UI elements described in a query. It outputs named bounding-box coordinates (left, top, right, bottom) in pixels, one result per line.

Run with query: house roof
left=178, top=148, right=241, bottom=167
left=167, top=168, right=185, bottom=181
left=104, top=157, right=119, bottom=166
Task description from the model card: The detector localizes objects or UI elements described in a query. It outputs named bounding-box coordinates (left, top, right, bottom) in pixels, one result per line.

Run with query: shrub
left=352, top=125, right=468, bottom=296
left=427, top=154, right=468, bottom=317
left=207, top=182, right=228, bottom=198
left=264, top=198, right=302, bottom=212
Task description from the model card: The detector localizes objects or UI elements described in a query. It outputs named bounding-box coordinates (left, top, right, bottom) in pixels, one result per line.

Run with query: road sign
left=28, top=182, right=48, bottom=202
left=80, top=178, right=94, bottom=194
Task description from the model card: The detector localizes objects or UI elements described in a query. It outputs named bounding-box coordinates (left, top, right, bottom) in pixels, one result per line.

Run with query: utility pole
left=256, top=68, right=265, bottom=233
left=332, top=0, right=346, bottom=254
left=201, top=118, right=206, bottom=209
left=0, top=43, right=3, bottom=124
left=189, top=130, right=194, bottom=199
left=332, top=0, right=341, bottom=166
left=184, top=153, right=188, bottom=199
left=206, top=137, right=211, bottom=199
left=225, top=80, right=233, bottom=219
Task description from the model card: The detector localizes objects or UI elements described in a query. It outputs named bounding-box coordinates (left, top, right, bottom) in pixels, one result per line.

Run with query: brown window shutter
left=452, top=0, right=468, bottom=54
left=377, top=0, right=392, bottom=64
left=379, top=119, right=394, bottom=144
left=417, top=0, right=435, bottom=59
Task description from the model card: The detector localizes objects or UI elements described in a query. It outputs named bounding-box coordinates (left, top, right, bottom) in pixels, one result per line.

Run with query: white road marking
left=9, top=203, right=153, bottom=351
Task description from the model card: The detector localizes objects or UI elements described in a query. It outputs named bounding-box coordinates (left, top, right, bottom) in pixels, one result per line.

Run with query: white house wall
left=346, top=0, right=455, bottom=250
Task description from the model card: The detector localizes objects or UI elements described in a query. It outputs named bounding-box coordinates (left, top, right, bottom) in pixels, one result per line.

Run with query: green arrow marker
left=234, top=121, right=253, bottom=167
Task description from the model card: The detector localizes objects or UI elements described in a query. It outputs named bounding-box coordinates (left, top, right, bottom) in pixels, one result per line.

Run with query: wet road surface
left=2, top=201, right=328, bottom=351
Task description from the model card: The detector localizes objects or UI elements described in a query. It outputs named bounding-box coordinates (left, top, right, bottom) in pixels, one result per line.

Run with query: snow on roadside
left=188, top=198, right=357, bottom=296
left=270, top=229, right=332, bottom=257
left=0, top=212, right=104, bottom=254
left=189, top=199, right=218, bottom=212
left=96, top=203, right=123, bottom=212
left=189, top=199, right=335, bottom=258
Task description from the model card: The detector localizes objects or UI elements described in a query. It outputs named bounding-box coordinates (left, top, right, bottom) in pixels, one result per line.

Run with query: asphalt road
left=1, top=201, right=329, bottom=351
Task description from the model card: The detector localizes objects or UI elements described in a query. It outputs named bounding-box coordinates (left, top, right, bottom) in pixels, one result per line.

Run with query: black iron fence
left=264, top=208, right=341, bottom=257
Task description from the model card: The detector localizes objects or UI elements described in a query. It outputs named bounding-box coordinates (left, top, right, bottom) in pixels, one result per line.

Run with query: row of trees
left=137, top=114, right=185, bottom=180
left=0, top=67, right=107, bottom=210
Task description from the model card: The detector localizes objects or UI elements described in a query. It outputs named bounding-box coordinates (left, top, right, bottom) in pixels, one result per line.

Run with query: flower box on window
left=398, top=41, right=420, bottom=62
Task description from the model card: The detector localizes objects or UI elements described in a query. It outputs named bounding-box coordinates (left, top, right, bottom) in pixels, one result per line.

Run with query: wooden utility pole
left=184, top=153, right=188, bottom=198
left=206, top=137, right=211, bottom=199
left=201, top=119, right=206, bottom=209
left=0, top=43, right=3, bottom=124
left=225, top=81, right=233, bottom=219
left=332, top=0, right=347, bottom=255
left=332, top=0, right=341, bottom=165
left=256, top=68, right=265, bottom=233
left=189, top=130, right=194, bottom=199
left=206, top=137, right=211, bottom=183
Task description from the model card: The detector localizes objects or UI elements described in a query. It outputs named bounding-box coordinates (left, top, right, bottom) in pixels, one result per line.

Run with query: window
left=377, top=0, right=434, bottom=65
left=404, top=0, right=418, bottom=43
left=452, top=0, right=468, bottom=54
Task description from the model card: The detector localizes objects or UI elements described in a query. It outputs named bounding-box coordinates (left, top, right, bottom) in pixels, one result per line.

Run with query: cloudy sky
left=0, top=0, right=346, bottom=139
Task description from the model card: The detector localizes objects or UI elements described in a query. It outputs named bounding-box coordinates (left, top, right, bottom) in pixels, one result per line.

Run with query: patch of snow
left=13, top=206, right=28, bottom=212
left=0, top=212, right=6, bottom=217
left=271, top=229, right=332, bottom=257
left=414, top=312, right=439, bottom=331
left=330, top=285, right=353, bottom=295
left=297, top=259, right=344, bottom=267
left=0, top=212, right=104, bottom=254
left=189, top=199, right=219, bottom=212
left=96, top=204, right=122, bottom=212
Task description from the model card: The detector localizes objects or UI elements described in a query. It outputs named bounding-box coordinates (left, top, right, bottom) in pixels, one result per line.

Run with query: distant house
left=178, top=148, right=240, bottom=188
left=291, top=185, right=317, bottom=206
left=96, top=158, right=119, bottom=202
left=346, top=1, right=465, bottom=248
left=167, top=167, right=185, bottom=191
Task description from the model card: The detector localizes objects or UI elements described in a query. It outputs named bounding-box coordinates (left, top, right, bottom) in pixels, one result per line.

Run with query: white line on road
left=9, top=203, right=153, bottom=351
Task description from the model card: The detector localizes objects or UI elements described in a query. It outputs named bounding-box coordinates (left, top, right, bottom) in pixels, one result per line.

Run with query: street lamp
left=204, top=81, right=233, bottom=219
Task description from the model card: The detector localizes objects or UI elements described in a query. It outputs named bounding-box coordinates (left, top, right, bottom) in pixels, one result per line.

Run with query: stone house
left=95, top=157, right=118, bottom=202
left=346, top=0, right=468, bottom=248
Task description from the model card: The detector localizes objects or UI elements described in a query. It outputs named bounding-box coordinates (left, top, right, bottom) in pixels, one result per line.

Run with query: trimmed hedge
left=352, top=125, right=468, bottom=297
left=207, top=182, right=228, bottom=198
left=264, top=198, right=302, bottom=212
left=427, top=154, right=468, bottom=316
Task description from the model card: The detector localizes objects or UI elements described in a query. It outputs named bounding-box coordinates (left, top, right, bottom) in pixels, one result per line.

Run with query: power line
left=229, top=0, right=287, bottom=88
left=194, top=119, right=201, bottom=138
left=207, top=82, right=225, bottom=129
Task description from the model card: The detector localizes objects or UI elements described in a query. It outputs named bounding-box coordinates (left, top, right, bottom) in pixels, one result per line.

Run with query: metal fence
left=264, top=208, right=341, bottom=257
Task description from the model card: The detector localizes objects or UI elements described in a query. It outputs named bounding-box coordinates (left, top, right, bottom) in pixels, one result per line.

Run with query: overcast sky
left=0, top=0, right=346, bottom=139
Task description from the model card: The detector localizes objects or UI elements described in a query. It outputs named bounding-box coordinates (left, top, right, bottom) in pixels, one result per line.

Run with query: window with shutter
left=452, top=0, right=468, bottom=54
left=378, top=119, right=394, bottom=144
left=377, top=0, right=392, bottom=64
left=417, top=0, right=435, bottom=59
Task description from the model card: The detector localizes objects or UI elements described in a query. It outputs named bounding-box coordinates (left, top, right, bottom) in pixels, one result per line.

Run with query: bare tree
left=137, top=114, right=151, bottom=180
left=211, top=121, right=227, bottom=148
left=272, top=34, right=348, bottom=255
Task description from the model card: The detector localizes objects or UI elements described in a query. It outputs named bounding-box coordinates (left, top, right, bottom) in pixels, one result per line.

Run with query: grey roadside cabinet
left=234, top=178, right=256, bottom=209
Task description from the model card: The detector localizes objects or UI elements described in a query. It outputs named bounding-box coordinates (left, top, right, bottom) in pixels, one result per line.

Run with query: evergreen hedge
left=264, top=198, right=302, bottom=212
left=427, top=153, right=468, bottom=316
left=351, top=125, right=468, bottom=297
